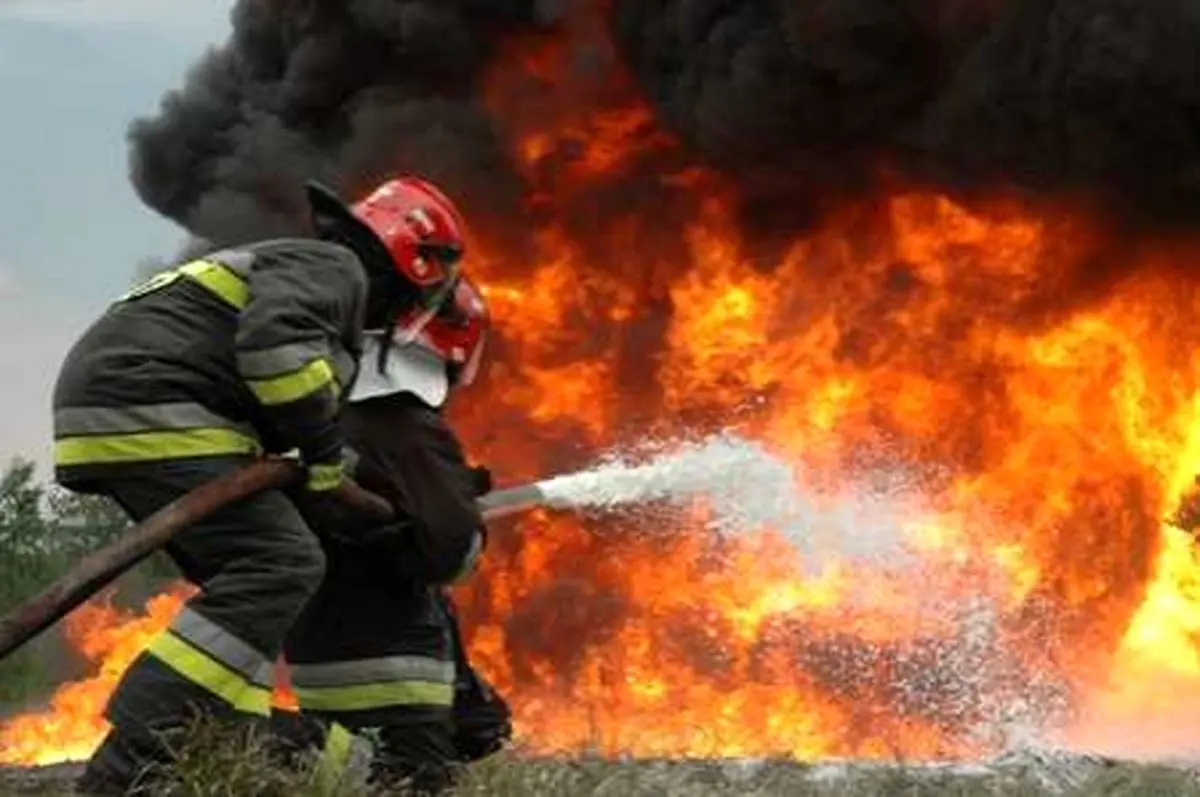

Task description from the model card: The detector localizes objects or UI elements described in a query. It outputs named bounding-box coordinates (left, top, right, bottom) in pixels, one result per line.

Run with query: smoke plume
left=129, top=0, right=554, bottom=251
left=130, top=0, right=1200, bottom=250
left=611, top=0, right=1200, bottom=229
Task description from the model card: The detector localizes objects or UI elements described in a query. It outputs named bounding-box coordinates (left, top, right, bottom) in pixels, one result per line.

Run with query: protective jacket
left=299, top=393, right=486, bottom=584
left=52, top=239, right=367, bottom=487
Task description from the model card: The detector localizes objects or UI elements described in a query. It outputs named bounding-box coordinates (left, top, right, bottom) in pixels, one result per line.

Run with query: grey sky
left=0, top=0, right=235, bottom=474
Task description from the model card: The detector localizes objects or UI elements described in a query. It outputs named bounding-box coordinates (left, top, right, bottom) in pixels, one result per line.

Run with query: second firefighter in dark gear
left=52, top=175, right=472, bottom=794
left=284, top=274, right=512, bottom=795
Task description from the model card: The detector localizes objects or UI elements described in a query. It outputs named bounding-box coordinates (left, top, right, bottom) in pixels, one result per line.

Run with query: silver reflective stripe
left=54, top=403, right=255, bottom=437
left=205, top=248, right=256, bottom=277
left=236, top=340, right=331, bottom=379
left=253, top=662, right=277, bottom=689
left=170, top=608, right=274, bottom=688
left=289, top=656, right=455, bottom=688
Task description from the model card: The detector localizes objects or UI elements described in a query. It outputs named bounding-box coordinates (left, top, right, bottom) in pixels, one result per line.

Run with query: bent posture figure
left=52, top=176, right=472, bottom=794
left=284, top=274, right=511, bottom=794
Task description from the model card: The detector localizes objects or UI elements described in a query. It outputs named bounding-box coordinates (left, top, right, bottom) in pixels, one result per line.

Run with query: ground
left=3, top=752, right=1200, bottom=796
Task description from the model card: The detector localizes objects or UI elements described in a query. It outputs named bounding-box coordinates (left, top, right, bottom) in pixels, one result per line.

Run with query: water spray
left=485, top=432, right=799, bottom=531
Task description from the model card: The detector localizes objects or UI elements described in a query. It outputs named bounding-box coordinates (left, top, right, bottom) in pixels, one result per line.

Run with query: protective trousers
left=442, top=593, right=512, bottom=763
left=283, top=549, right=510, bottom=794
left=283, top=553, right=457, bottom=794
left=81, top=456, right=327, bottom=789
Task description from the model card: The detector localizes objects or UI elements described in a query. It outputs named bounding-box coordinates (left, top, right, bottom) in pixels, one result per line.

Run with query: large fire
left=7, top=20, right=1200, bottom=769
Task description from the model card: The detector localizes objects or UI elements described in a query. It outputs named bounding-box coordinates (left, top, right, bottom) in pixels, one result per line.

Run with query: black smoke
left=130, top=0, right=1200, bottom=251
left=917, top=0, right=1200, bottom=224
left=128, top=0, right=557, bottom=253
left=610, top=0, right=1200, bottom=231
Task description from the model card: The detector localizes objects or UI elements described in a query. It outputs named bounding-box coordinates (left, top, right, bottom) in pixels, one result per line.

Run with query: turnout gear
left=55, top=174, right=477, bottom=796
left=52, top=240, right=367, bottom=488
left=56, top=237, right=370, bottom=792
left=77, top=455, right=329, bottom=790
left=284, top=395, right=495, bottom=793
left=284, top=298, right=507, bottom=793
left=55, top=237, right=369, bottom=789
left=442, top=593, right=512, bottom=762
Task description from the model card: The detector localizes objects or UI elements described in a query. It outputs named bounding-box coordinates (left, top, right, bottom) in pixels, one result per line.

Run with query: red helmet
left=306, top=175, right=467, bottom=343
left=403, top=275, right=490, bottom=388
left=350, top=176, right=466, bottom=289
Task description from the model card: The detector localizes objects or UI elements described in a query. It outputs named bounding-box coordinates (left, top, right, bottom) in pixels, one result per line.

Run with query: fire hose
left=0, top=459, right=550, bottom=661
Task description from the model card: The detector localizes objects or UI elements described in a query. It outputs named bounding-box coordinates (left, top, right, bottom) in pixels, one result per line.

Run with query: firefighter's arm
left=350, top=398, right=487, bottom=584
left=234, top=242, right=367, bottom=491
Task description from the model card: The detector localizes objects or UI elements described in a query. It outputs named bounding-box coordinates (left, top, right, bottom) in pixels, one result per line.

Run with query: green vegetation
left=0, top=457, right=176, bottom=710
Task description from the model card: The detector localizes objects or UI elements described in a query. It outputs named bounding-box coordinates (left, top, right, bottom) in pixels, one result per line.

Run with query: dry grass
left=132, top=718, right=368, bottom=797
left=449, top=753, right=1200, bottom=797
left=2, top=741, right=1199, bottom=796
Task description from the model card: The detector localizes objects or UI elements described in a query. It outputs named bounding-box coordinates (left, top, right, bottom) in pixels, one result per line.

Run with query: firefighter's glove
left=305, top=459, right=346, bottom=492
left=469, top=465, right=493, bottom=497
left=280, top=448, right=347, bottom=493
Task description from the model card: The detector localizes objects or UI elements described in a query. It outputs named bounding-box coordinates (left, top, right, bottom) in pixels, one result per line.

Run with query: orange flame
left=0, top=587, right=193, bottom=765
left=7, top=23, right=1200, bottom=767
left=0, top=585, right=302, bottom=766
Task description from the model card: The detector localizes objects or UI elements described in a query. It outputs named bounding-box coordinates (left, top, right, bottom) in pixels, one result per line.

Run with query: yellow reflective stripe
left=179, top=260, right=249, bottom=310
left=147, top=633, right=271, bottom=716
left=306, top=462, right=344, bottom=492
left=295, top=681, right=454, bottom=712
left=314, top=723, right=354, bottom=797
left=247, top=358, right=337, bottom=406
left=116, top=260, right=248, bottom=309
left=54, top=428, right=262, bottom=466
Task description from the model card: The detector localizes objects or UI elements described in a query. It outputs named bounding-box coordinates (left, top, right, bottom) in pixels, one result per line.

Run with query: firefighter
left=53, top=175, right=472, bottom=794
left=282, top=273, right=512, bottom=794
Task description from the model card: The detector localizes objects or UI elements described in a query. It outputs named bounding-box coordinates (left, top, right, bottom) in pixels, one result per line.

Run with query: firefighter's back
left=54, top=263, right=246, bottom=417
left=51, top=238, right=358, bottom=488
